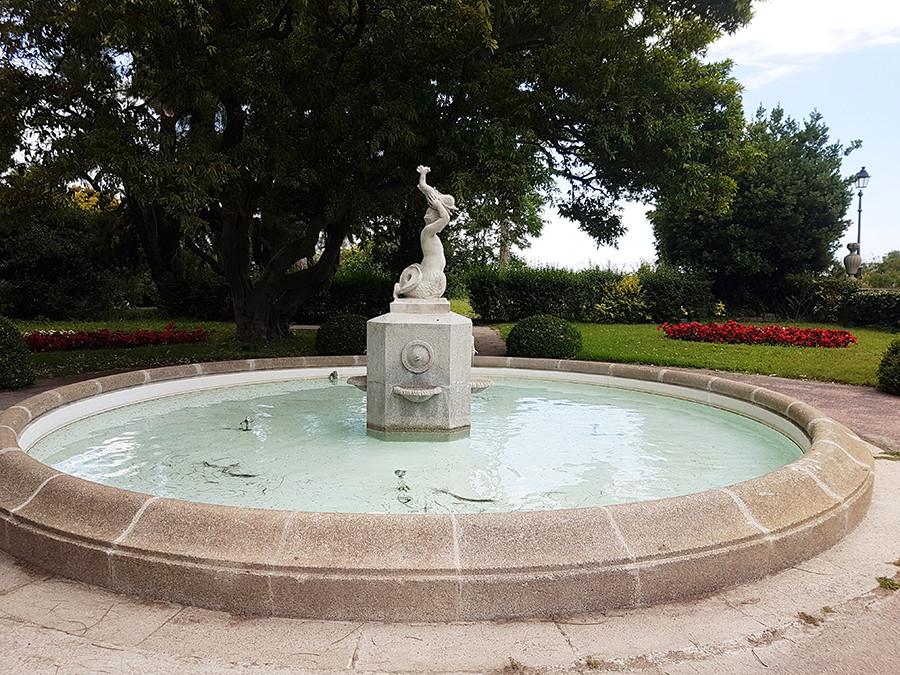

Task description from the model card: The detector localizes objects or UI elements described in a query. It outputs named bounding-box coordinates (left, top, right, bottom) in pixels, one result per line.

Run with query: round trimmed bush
left=877, top=338, right=900, bottom=395
left=506, top=314, right=582, bottom=360
left=0, top=316, right=35, bottom=389
left=315, top=313, right=368, bottom=356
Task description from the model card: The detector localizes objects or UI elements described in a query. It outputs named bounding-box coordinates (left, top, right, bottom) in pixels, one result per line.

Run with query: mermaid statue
left=393, top=165, right=459, bottom=299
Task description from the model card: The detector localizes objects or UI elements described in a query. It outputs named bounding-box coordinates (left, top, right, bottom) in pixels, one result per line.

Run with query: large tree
left=652, top=106, right=859, bottom=309
left=2, top=0, right=750, bottom=342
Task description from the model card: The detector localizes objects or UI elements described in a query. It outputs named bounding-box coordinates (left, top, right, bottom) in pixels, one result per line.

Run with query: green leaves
left=652, top=106, right=859, bottom=310
left=3, top=0, right=752, bottom=337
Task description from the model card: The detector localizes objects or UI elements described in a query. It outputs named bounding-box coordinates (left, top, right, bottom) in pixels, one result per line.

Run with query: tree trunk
left=127, top=196, right=193, bottom=312
left=225, top=207, right=346, bottom=346
left=498, top=219, right=511, bottom=268
left=230, top=277, right=303, bottom=344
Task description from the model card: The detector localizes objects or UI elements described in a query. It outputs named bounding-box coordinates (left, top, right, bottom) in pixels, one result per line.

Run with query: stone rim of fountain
left=0, top=356, right=875, bottom=621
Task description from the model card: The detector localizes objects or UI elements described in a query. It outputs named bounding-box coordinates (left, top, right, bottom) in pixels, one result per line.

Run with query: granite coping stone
left=0, top=357, right=877, bottom=621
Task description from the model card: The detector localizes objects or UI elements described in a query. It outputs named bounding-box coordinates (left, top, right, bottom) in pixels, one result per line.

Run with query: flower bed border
left=659, top=320, right=857, bottom=348
left=25, top=323, right=209, bottom=352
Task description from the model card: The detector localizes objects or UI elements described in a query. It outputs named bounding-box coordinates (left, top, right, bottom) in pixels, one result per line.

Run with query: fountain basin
left=0, top=356, right=874, bottom=621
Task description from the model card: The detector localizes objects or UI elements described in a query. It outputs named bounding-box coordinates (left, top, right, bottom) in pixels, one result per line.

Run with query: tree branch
left=259, top=3, right=294, bottom=40
left=185, top=235, right=226, bottom=277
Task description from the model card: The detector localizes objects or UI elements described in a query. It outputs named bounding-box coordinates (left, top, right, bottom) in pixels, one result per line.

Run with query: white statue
left=393, top=165, right=458, bottom=299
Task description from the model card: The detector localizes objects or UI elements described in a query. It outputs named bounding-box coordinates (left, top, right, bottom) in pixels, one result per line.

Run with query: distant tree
left=863, top=251, right=900, bottom=289
left=2, top=0, right=751, bottom=342
left=652, top=107, right=859, bottom=310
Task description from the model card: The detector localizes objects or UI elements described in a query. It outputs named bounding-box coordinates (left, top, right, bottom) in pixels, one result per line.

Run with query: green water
left=28, top=377, right=802, bottom=513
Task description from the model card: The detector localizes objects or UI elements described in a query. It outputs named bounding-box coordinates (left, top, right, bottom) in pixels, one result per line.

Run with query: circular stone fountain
left=0, top=356, right=874, bottom=621
left=0, top=168, right=875, bottom=620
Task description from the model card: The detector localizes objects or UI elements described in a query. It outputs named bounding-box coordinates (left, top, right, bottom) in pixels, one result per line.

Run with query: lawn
left=499, top=322, right=897, bottom=386
left=15, top=313, right=316, bottom=379
left=12, top=312, right=896, bottom=386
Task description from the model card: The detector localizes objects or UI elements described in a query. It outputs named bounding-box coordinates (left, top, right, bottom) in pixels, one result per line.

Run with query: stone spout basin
left=392, top=384, right=443, bottom=403
left=349, top=374, right=492, bottom=396
left=0, top=356, right=874, bottom=622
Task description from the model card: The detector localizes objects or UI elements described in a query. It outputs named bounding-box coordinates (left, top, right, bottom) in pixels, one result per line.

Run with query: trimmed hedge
left=315, top=313, right=368, bottom=356
left=468, top=266, right=714, bottom=323
left=0, top=316, right=35, bottom=389
left=468, top=267, right=618, bottom=323
left=595, top=274, right=651, bottom=323
left=506, top=315, right=582, bottom=359
left=638, top=265, right=716, bottom=322
left=297, top=270, right=394, bottom=323
left=878, top=338, right=900, bottom=395
left=844, top=290, right=900, bottom=328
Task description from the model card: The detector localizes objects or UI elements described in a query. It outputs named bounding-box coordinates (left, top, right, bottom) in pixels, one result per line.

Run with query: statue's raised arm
left=416, top=165, right=436, bottom=199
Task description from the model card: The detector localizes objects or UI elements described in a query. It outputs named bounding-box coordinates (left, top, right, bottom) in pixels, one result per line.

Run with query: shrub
left=637, top=265, right=717, bottom=322
left=0, top=179, right=153, bottom=320
left=506, top=315, right=582, bottom=359
left=844, top=290, right=900, bottom=328
left=468, top=267, right=618, bottom=323
left=0, top=221, right=122, bottom=319
left=782, top=274, right=859, bottom=322
left=594, top=274, right=651, bottom=323
left=659, top=320, right=858, bottom=348
left=0, top=317, right=35, bottom=389
left=878, top=338, right=900, bottom=395
left=297, top=270, right=393, bottom=322
left=468, top=265, right=715, bottom=324
left=315, top=313, right=368, bottom=355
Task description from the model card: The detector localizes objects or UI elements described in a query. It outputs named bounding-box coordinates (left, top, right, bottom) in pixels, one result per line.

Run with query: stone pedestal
left=366, top=298, right=473, bottom=433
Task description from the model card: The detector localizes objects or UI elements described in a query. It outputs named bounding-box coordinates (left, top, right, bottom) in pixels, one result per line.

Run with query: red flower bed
left=25, top=323, right=209, bottom=352
left=659, top=320, right=857, bottom=349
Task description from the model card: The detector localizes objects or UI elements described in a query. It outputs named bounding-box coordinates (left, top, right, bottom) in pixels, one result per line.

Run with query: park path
left=472, top=325, right=507, bottom=356
left=676, top=368, right=900, bottom=451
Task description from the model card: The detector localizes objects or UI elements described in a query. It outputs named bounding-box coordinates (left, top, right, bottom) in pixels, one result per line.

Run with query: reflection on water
left=29, top=377, right=802, bottom=513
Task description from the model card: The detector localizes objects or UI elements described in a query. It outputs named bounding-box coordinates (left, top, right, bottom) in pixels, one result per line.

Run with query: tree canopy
left=2, top=0, right=751, bottom=341
left=863, top=251, right=900, bottom=289
left=652, top=106, right=859, bottom=309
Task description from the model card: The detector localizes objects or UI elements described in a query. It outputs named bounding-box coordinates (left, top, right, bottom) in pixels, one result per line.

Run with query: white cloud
left=710, top=0, right=900, bottom=88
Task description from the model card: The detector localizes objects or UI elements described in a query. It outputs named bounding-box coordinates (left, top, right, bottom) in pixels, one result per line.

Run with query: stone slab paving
left=473, top=326, right=507, bottom=357
left=686, top=369, right=900, bottom=451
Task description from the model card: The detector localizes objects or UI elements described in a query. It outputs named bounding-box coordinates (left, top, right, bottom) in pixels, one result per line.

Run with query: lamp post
left=844, top=167, right=870, bottom=278
left=855, top=166, right=870, bottom=256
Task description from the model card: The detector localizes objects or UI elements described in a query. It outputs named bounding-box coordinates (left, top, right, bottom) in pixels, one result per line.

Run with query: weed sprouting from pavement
left=797, top=611, right=821, bottom=626
left=876, top=576, right=900, bottom=591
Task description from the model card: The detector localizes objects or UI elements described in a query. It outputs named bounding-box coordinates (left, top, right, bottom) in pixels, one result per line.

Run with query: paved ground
left=473, top=326, right=507, bottom=357
left=681, top=369, right=900, bottom=452
left=1, top=361, right=899, bottom=673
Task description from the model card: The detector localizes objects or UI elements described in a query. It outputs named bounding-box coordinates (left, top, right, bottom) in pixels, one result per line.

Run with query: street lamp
left=855, top=166, right=870, bottom=255
left=844, top=167, right=870, bottom=278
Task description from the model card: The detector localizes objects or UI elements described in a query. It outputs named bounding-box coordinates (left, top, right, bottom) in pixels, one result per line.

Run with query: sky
left=519, top=0, right=900, bottom=270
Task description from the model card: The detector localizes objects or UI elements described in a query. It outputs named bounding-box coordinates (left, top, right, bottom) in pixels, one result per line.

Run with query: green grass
left=12, top=311, right=896, bottom=386
left=14, top=314, right=316, bottom=379
left=498, top=322, right=896, bottom=386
